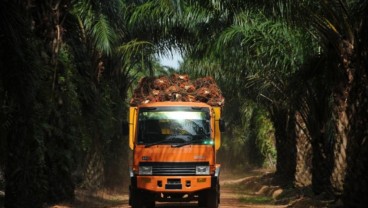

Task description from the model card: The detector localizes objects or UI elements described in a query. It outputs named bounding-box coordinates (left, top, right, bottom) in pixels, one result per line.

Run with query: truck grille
left=139, top=162, right=209, bottom=176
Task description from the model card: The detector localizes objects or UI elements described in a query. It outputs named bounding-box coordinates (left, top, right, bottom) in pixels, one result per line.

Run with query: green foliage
left=239, top=102, right=276, bottom=168
left=251, top=106, right=277, bottom=167
left=1, top=0, right=367, bottom=207
left=71, top=0, right=117, bottom=55
left=239, top=196, right=274, bottom=204
left=93, top=14, right=116, bottom=55
left=1, top=0, right=155, bottom=204
left=214, top=99, right=276, bottom=171
left=44, top=44, right=85, bottom=202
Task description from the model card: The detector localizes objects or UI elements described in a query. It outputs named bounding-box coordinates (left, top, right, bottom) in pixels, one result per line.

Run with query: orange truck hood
left=133, top=144, right=215, bottom=166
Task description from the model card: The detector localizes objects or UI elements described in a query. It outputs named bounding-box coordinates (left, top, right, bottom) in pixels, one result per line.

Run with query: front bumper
left=130, top=165, right=220, bottom=193
left=136, top=175, right=212, bottom=193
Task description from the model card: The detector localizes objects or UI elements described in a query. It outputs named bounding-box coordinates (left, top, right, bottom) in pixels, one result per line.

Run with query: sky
left=158, top=50, right=183, bottom=69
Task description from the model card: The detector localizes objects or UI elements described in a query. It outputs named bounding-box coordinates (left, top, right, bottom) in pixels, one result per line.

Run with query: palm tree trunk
left=294, top=111, right=312, bottom=187
left=342, top=76, right=368, bottom=206
left=329, top=38, right=355, bottom=195
left=311, top=130, right=334, bottom=195
left=271, top=107, right=296, bottom=186
left=330, top=88, right=350, bottom=194
left=81, top=137, right=105, bottom=190
left=341, top=31, right=368, bottom=205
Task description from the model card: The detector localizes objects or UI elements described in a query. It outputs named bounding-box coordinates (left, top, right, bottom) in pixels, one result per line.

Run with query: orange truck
left=128, top=101, right=224, bottom=208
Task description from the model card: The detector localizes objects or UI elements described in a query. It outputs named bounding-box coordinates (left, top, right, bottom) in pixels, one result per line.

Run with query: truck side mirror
left=219, top=119, right=225, bottom=132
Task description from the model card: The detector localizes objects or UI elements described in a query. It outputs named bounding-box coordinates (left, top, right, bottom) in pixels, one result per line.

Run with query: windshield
left=137, top=107, right=211, bottom=146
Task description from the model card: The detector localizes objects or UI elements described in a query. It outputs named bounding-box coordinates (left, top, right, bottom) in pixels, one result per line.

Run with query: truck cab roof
left=136, top=101, right=212, bottom=108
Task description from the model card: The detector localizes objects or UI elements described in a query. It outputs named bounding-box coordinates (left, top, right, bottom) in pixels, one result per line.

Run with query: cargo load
left=130, top=74, right=224, bottom=107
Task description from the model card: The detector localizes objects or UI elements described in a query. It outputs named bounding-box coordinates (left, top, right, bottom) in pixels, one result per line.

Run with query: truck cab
left=128, top=102, right=224, bottom=208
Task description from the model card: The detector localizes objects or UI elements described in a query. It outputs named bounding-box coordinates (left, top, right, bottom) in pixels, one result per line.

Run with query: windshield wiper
left=145, top=139, right=172, bottom=148
left=172, top=138, right=209, bottom=148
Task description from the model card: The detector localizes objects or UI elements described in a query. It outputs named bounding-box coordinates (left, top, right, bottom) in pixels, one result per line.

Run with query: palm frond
left=215, top=11, right=308, bottom=76
left=129, top=0, right=179, bottom=27
left=92, top=14, right=116, bottom=55
left=118, top=39, right=153, bottom=66
left=71, top=0, right=116, bottom=55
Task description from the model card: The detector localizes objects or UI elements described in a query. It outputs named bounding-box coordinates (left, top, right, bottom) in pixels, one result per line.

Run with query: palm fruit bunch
left=130, top=73, right=224, bottom=107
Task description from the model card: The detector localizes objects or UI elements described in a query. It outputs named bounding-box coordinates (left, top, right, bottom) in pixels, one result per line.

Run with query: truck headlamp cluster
left=196, top=166, right=210, bottom=175
left=139, top=166, right=153, bottom=175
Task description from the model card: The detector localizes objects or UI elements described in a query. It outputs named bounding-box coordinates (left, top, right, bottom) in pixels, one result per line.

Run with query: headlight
left=139, top=166, right=152, bottom=175
left=196, top=166, right=210, bottom=175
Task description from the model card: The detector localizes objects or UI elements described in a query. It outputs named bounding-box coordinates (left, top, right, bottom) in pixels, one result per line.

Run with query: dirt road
left=109, top=186, right=286, bottom=208
left=51, top=172, right=288, bottom=208
left=59, top=187, right=285, bottom=208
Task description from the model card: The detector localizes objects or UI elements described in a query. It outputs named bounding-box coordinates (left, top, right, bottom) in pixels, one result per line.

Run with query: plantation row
left=1, top=1, right=367, bottom=207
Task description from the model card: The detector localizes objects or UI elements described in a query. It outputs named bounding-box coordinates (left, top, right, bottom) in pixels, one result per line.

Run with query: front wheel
left=198, top=191, right=207, bottom=207
left=198, top=184, right=220, bottom=208
left=129, top=186, right=143, bottom=208
left=130, top=187, right=155, bottom=208
left=143, top=191, right=155, bottom=208
left=206, top=187, right=219, bottom=208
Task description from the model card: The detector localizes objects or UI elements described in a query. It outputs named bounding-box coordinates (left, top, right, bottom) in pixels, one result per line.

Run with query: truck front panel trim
left=137, top=175, right=212, bottom=193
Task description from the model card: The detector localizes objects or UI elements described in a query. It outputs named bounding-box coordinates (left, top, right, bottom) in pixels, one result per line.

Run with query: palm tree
left=335, top=1, right=368, bottom=205
left=300, top=2, right=368, bottom=203
left=191, top=8, right=312, bottom=185
left=288, top=55, right=335, bottom=193
left=1, top=1, right=50, bottom=206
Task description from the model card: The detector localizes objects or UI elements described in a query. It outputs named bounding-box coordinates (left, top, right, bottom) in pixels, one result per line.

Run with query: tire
left=198, top=191, right=207, bottom=207
left=145, top=201, right=155, bottom=208
left=129, top=186, right=143, bottom=208
left=206, top=182, right=220, bottom=208
left=143, top=191, right=155, bottom=208
left=198, top=185, right=220, bottom=208
left=206, top=189, right=219, bottom=208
